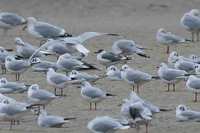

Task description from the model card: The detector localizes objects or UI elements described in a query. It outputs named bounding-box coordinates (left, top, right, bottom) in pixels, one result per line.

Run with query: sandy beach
left=0, top=0, right=200, bottom=132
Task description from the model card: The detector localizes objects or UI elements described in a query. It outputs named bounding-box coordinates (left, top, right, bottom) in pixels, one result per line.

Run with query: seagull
left=176, top=104, right=200, bottom=122
left=26, top=17, right=71, bottom=39
left=69, top=70, right=100, bottom=82
left=5, top=56, right=40, bottom=80
left=0, top=46, right=12, bottom=74
left=0, top=77, right=27, bottom=94
left=106, top=65, right=122, bottom=81
left=174, top=56, right=196, bottom=72
left=189, top=54, right=200, bottom=64
left=156, top=28, right=190, bottom=54
left=0, top=12, right=26, bottom=36
left=15, top=37, right=43, bottom=59
left=31, top=59, right=58, bottom=73
left=27, top=84, right=57, bottom=113
left=129, top=91, right=160, bottom=113
left=121, top=64, right=156, bottom=94
left=158, top=63, right=188, bottom=92
left=121, top=101, right=152, bottom=133
left=186, top=75, right=200, bottom=102
left=181, top=9, right=200, bottom=42
left=44, top=39, right=86, bottom=58
left=61, top=31, right=121, bottom=45
left=0, top=99, right=31, bottom=129
left=46, top=68, right=77, bottom=96
left=37, top=110, right=75, bottom=128
left=87, top=116, right=130, bottom=133
left=56, top=53, right=98, bottom=72
left=168, top=51, right=179, bottom=66
left=80, top=81, right=115, bottom=110
left=95, top=49, right=131, bottom=67
left=112, top=39, right=150, bottom=58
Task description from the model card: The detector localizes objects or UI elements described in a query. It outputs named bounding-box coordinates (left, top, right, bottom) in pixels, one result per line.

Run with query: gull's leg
left=18, top=73, right=20, bottom=81
left=9, top=120, right=13, bottom=130
left=1, top=65, right=6, bottom=74
left=167, top=83, right=170, bottom=92
left=94, top=103, right=97, bottom=110
left=194, top=92, right=198, bottom=102
left=166, top=45, right=170, bottom=54
left=192, top=32, right=195, bottom=42
left=136, top=84, right=140, bottom=94
left=17, top=120, right=20, bottom=125
left=54, top=88, right=57, bottom=96
left=42, top=104, right=45, bottom=110
left=172, top=83, right=176, bottom=92
left=132, top=85, right=135, bottom=91
left=89, top=103, right=92, bottom=110
left=15, top=73, right=18, bottom=81
left=197, top=31, right=200, bottom=42
left=145, top=122, right=149, bottom=133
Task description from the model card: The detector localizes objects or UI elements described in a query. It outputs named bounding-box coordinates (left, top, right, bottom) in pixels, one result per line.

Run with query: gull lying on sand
left=26, top=17, right=71, bottom=39
left=176, top=104, right=200, bottom=122
left=38, top=110, right=75, bottom=128
left=87, top=116, right=129, bottom=133
left=112, top=39, right=150, bottom=58
left=0, top=77, right=27, bottom=94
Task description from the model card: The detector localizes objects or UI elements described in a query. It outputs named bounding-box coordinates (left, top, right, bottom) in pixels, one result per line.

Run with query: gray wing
left=102, top=52, right=121, bottom=62
left=0, top=13, right=25, bottom=26
left=182, top=15, right=200, bottom=29
left=49, top=75, right=68, bottom=84
left=162, top=32, right=185, bottom=43
left=34, top=24, right=64, bottom=38
left=188, top=78, right=200, bottom=89
left=0, top=105, right=25, bottom=116
left=162, top=69, right=186, bottom=80
left=82, top=87, right=104, bottom=98
left=181, top=110, right=200, bottom=120
left=32, top=61, right=57, bottom=72
left=40, top=115, right=64, bottom=127
left=8, top=60, right=29, bottom=71
left=31, top=89, right=55, bottom=100
left=126, top=70, right=151, bottom=83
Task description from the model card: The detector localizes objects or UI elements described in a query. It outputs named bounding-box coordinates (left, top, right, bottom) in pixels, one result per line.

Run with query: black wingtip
left=137, top=53, right=150, bottom=58
left=5, top=48, right=14, bottom=52
left=106, top=93, right=116, bottom=96
left=64, top=117, right=76, bottom=120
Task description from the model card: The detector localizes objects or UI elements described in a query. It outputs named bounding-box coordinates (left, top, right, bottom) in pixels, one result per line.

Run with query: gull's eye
left=179, top=106, right=185, bottom=111
left=111, top=67, right=116, bottom=71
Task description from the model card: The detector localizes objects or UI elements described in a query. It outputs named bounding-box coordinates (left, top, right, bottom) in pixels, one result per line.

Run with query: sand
left=0, top=0, right=200, bottom=132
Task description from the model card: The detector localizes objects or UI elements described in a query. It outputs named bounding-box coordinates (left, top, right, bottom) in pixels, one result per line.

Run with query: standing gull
left=46, top=68, right=77, bottom=96
left=186, top=75, right=200, bottom=102
left=0, top=12, right=26, bottom=36
left=158, top=63, right=188, bottom=92
left=181, top=9, right=200, bottom=42
left=121, top=64, right=155, bottom=94
left=156, top=28, right=190, bottom=54
left=5, top=56, right=40, bottom=81
left=81, top=81, right=115, bottom=110
left=0, top=46, right=12, bottom=74
left=27, top=84, right=57, bottom=113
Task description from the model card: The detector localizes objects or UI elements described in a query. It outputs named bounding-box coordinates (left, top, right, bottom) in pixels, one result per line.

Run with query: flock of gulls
left=0, top=8, right=200, bottom=133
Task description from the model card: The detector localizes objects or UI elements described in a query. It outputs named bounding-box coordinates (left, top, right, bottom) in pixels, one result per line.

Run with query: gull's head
left=158, top=28, right=166, bottom=33
left=27, top=17, right=37, bottom=24
left=2, top=99, right=9, bottom=104
left=29, top=84, right=39, bottom=91
left=81, top=81, right=91, bottom=87
left=39, top=109, right=47, bottom=116
left=0, top=47, right=6, bottom=53
left=15, top=37, right=24, bottom=46
left=121, top=64, right=130, bottom=71
left=5, top=56, right=13, bottom=62
left=189, top=54, right=198, bottom=60
left=94, top=49, right=105, bottom=54
left=60, top=53, right=72, bottom=59
left=176, top=104, right=187, bottom=112
left=107, top=65, right=118, bottom=72
left=69, top=70, right=79, bottom=79
left=47, top=68, right=55, bottom=74
left=159, top=62, right=168, bottom=68
left=189, top=9, right=200, bottom=16
left=170, top=51, right=178, bottom=57
left=0, top=78, right=7, bottom=84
